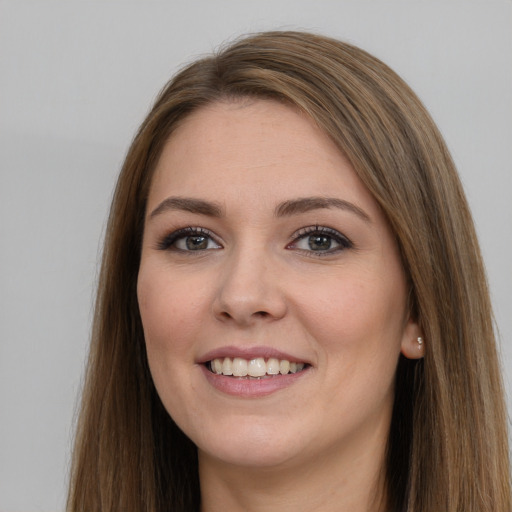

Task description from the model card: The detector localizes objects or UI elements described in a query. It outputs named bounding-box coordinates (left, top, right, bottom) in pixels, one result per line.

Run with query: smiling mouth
left=207, top=357, right=307, bottom=379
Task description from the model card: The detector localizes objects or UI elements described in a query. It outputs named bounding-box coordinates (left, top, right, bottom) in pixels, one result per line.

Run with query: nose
left=212, top=246, right=287, bottom=326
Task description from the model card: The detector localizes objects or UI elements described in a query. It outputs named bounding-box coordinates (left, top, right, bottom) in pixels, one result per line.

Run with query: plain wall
left=1, top=1, right=511, bottom=510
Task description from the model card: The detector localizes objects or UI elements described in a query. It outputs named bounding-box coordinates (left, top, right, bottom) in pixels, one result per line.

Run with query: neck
left=198, top=432, right=389, bottom=512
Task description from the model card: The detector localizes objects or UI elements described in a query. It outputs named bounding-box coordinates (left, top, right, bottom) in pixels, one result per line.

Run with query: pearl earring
left=417, top=336, right=423, bottom=348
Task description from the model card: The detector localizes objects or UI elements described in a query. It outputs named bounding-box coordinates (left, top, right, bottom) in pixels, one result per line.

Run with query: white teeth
left=248, top=358, right=266, bottom=377
left=221, top=357, right=233, bottom=375
left=279, top=360, right=290, bottom=375
left=289, top=362, right=305, bottom=373
left=267, top=358, right=280, bottom=375
left=232, top=357, right=248, bottom=377
left=209, top=357, right=306, bottom=377
left=212, top=358, right=223, bottom=374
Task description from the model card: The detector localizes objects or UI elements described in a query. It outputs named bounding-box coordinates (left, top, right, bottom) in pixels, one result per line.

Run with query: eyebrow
left=150, top=197, right=223, bottom=219
left=275, top=197, right=371, bottom=223
left=149, top=195, right=371, bottom=223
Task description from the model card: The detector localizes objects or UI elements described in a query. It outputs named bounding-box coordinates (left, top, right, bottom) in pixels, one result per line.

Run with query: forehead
left=148, top=99, right=379, bottom=218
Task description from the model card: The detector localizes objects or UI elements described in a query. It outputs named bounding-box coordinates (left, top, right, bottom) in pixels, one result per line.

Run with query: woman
left=67, top=31, right=510, bottom=511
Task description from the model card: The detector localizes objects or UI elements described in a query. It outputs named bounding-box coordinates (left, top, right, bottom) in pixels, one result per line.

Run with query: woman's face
left=137, top=100, right=421, bottom=472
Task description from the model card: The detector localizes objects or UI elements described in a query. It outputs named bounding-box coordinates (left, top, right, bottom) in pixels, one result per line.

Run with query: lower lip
left=200, top=365, right=310, bottom=398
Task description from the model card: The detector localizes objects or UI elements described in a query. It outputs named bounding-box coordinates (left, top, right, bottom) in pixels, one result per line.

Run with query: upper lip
left=197, top=345, right=311, bottom=365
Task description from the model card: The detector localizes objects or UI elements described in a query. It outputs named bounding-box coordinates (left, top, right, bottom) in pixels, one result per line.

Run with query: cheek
left=293, top=267, right=407, bottom=359
left=137, top=264, right=208, bottom=427
left=137, top=265, right=205, bottom=363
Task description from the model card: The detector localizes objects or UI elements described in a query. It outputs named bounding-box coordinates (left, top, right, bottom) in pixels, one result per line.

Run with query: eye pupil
left=186, top=236, right=208, bottom=250
left=308, top=235, right=332, bottom=251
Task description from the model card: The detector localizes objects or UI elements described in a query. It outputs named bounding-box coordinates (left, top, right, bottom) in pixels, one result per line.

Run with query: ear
left=400, top=317, right=424, bottom=360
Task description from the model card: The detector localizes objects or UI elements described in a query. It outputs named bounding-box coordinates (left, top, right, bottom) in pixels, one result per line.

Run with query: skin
left=137, top=99, right=423, bottom=512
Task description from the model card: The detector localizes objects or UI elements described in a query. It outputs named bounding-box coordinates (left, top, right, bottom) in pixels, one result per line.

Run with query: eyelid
left=154, top=224, right=352, bottom=254
left=287, top=225, right=353, bottom=254
left=156, top=226, right=222, bottom=252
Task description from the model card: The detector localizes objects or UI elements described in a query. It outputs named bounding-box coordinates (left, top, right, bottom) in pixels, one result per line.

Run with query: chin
left=193, top=417, right=305, bottom=469
left=199, top=442, right=300, bottom=470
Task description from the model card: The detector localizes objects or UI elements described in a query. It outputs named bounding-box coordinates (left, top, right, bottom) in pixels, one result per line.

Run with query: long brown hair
left=67, top=31, right=510, bottom=511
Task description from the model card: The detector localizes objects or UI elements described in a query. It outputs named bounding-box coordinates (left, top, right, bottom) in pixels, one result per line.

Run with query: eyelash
left=287, top=225, right=353, bottom=256
left=156, top=227, right=220, bottom=252
left=156, top=225, right=353, bottom=255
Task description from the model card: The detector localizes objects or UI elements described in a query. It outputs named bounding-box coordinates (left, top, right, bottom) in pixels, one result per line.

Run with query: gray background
left=1, top=1, right=511, bottom=510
